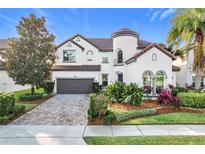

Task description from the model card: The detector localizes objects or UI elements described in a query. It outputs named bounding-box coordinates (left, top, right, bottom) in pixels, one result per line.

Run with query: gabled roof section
left=57, top=34, right=101, bottom=51
left=56, top=35, right=85, bottom=51
left=125, top=43, right=176, bottom=64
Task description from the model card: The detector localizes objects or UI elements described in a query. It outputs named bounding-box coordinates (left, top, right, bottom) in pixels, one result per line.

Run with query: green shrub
left=88, top=93, right=109, bottom=119
left=105, top=82, right=126, bottom=103
left=103, top=110, right=116, bottom=124
left=93, top=82, right=100, bottom=93
left=14, top=104, right=25, bottom=115
left=103, top=109, right=157, bottom=124
left=19, top=93, right=43, bottom=101
left=43, top=81, right=55, bottom=94
left=124, top=83, right=143, bottom=106
left=0, top=94, right=15, bottom=116
left=178, top=92, right=205, bottom=108
left=172, top=86, right=188, bottom=96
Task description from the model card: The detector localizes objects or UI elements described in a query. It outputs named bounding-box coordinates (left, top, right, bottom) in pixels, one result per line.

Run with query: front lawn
left=84, top=136, right=205, bottom=145
left=15, top=103, right=37, bottom=111
left=122, top=112, right=205, bottom=125
left=14, top=88, right=44, bottom=100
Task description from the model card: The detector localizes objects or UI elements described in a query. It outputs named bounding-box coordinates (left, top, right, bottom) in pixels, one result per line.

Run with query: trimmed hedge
left=0, top=93, right=15, bottom=116
left=19, top=93, right=43, bottom=101
left=0, top=104, right=25, bottom=123
left=178, top=92, right=205, bottom=108
left=171, top=86, right=188, bottom=96
left=103, top=108, right=157, bottom=124
left=14, top=104, right=26, bottom=115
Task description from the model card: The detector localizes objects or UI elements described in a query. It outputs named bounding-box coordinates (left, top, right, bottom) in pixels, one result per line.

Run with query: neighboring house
left=0, top=39, right=29, bottom=93
left=52, top=28, right=179, bottom=94
left=173, top=49, right=205, bottom=88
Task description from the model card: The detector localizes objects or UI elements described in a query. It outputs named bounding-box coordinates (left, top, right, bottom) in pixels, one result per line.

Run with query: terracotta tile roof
left=0, top=39, right=9, bottom=49
left=112, top=28, right=140, bottom=38
left=88, top=38, right=113, bottom=51
left=172, top=65, right=181, bottom=72
left=51, top=65, right=101, bottom=71
left=125, top=43, right=176, bottom=64
left=87, top=38, right=152, bottom=51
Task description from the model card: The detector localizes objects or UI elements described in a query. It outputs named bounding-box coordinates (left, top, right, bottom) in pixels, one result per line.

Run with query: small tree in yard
left=5, top=14, right=56, bottom=95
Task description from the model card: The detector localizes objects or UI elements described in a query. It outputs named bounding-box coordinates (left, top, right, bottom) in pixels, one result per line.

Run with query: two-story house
left=173, top=49, right=205, bottom=88
left=0, top=39, right=29, bottom=92
left=52, top=28, right=179, bottom=94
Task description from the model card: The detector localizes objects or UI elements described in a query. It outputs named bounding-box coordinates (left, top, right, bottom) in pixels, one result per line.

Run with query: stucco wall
left=126, top=47, right=173, bottom=88
left=0, top=70, right=30, bottom=93
left=113, top=35, right=138, bottom=61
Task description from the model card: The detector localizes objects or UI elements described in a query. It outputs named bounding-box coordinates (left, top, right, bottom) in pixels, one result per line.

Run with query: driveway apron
left=10, top=94, right=89, bottom=125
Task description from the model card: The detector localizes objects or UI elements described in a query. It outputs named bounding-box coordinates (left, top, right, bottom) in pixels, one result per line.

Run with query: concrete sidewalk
left=0, top=125, right=205, bottom=145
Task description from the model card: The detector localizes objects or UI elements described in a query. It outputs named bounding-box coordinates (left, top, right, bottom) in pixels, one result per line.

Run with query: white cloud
left=0, top=13, right=16, bottom=24
left=150, top=10, right=161, bottom=21
left=159, top=8, right=176, bottom=20
left=32, top=8, right=47, bottom=17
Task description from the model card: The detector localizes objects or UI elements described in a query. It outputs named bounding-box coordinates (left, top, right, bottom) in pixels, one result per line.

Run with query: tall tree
left=167, top=8, right=205, bottom=89
left=5, top=14, right=56, bottom=94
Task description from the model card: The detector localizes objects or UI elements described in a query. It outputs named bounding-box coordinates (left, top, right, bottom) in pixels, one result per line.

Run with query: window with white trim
left=63, top=50, right=76, bottom=62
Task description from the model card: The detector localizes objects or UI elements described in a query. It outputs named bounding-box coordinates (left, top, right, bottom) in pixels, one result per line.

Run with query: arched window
left=86, top=50, right=93, bottom=61
left=117, top=50, right=123, bottom=63
left=152, top=53, right=157, bottom=61
left=156, top=71, right=166, bottom=93
left=143, top=71, right=153, bottom=86
left=142, top=71, right=153, bottom=94
left=86, top=50, right=93, bottom=55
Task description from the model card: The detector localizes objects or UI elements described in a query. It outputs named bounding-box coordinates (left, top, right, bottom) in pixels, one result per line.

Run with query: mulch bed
left=16, top=95, right=53, bottom=104
left=156, top=107, right=203, bottom=114
left=88, top=100, right=204, bottom=125
left=109, top=100, right=160, bottom=111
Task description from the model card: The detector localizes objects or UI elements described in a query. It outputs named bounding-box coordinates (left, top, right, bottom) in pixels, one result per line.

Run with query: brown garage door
left=57, top=78, right=94, bottom=94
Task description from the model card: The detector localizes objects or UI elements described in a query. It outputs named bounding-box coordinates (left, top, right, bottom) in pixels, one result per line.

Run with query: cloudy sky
left=0, top=8, right=176, bottom=45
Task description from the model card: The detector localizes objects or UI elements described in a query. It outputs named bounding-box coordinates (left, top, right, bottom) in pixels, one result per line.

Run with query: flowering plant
left=158, top=89, right=180, bottom=108
left=143, top=85, right=152, bottom=94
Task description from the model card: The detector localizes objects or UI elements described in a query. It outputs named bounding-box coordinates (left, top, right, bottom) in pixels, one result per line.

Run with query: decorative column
left=152, top=77, right=156, bottom=96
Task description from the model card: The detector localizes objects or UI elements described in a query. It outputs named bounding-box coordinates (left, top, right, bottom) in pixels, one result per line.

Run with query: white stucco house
left=52, top=28, right=179, bottom=94
left=173, top=49, right=205, bottom=88
left=0, top=39, right=29, bottom=93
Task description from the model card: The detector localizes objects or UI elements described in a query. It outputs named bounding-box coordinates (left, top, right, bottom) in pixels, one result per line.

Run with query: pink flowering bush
left=158, top=89, right=180, bottom=108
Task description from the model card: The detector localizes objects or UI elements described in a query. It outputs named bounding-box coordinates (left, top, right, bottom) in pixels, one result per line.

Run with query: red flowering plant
left=158, top=89, right=180, bottom=108
left=143, top=86, right=152, bottom=94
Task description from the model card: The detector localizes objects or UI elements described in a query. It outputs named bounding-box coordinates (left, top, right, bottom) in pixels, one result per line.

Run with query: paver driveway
left=10, top=94, right=89, bottom=125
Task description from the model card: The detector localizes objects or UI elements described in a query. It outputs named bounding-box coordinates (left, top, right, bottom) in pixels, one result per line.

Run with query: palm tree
left=167, top=8, right=205, bottom=90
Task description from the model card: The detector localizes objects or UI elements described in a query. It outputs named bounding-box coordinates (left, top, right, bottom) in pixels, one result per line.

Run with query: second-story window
left=86, top=50, right=93, bottom=61
left=63, top=50, right=76, bottom=62
left=117, top=50, right=123, bottom=63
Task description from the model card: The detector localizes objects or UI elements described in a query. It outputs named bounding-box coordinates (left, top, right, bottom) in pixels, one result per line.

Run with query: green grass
left=122, top=112, right=205, bottom=125
left=84, top=136, right=205, bottom=145
left=15, top=103, right=37, bottom=111
left=14, top=88, right=44, bottom=100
